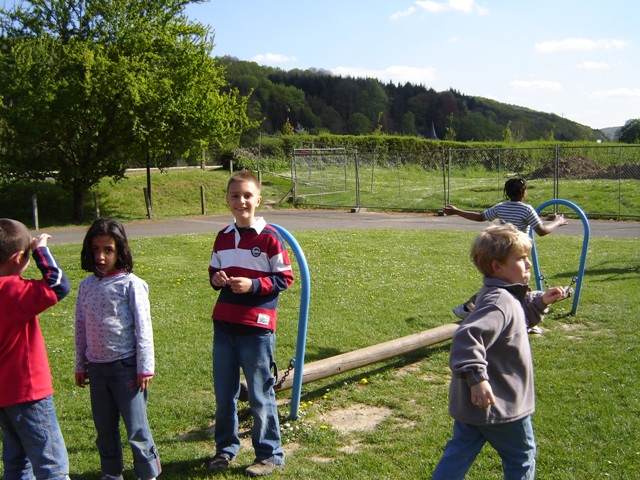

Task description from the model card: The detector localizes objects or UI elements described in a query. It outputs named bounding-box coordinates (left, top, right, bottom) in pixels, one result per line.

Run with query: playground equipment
left=272, top=323, right=458, bottom=393
left=271, top=225, right=310, bottom=420
left=270, top=225, right=458, bottom=420
left=269, top=204, right=588, bottom=419
left=530, top=199, right=590, bottom=315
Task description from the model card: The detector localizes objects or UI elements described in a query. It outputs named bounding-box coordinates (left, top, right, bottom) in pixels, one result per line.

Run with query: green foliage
left=217, top=57, right=607, bottom=145
left=0, top=1, right=254, bottom=222
left=616, top=118, right=640, bottom=143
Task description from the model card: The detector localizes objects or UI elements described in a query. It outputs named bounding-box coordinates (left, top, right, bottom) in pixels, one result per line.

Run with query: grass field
left=2, top=224, right=639, bottom=479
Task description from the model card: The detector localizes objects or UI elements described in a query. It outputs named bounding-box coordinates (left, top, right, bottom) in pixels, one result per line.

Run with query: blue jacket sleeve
left=32, top=246, right=70, bottom=301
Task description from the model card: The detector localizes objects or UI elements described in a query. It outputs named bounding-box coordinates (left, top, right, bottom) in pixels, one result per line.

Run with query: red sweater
left=209, top=218, right=294, bottom=331
left=0, top=247, right=70, bottom=407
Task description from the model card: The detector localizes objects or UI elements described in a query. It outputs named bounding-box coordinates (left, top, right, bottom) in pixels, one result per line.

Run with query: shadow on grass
left=581, top=263, right=640, bottom=281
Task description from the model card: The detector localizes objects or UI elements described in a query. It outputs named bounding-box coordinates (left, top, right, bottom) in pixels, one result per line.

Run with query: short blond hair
left=471, top=224, right=532, bottom=277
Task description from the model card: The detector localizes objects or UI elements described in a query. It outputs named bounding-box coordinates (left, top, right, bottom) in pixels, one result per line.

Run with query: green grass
left=0, top=168, right=294, bottom=228
left=3, top=228, right=639, bottom=479
left=291, top=164, right=640, bottom=218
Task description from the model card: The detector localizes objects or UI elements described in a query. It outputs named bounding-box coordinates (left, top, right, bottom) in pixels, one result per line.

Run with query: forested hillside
left=218, top=57, right=606, bottom=144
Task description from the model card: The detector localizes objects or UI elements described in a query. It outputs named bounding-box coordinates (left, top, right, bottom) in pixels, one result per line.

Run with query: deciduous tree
left=616, top=118, right=640, bottom=144
left=0, top=0, right=253, bottom=221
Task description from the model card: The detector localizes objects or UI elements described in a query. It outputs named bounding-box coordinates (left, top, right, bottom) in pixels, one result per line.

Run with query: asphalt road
left=40, top=209, right=640, bottom=244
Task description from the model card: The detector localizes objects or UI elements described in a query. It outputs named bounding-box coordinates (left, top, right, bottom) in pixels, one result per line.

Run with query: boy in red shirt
left=0, top=219, right=71, bottom=479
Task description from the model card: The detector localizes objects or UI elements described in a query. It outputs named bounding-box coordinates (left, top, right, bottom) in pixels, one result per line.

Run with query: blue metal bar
left=271, top=224, right=310, bottom=420
left=530, top=200, right=590, bottom=315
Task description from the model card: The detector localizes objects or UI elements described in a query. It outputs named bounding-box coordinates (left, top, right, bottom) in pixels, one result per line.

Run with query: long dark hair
left=81, top=218, right=133, bottom=274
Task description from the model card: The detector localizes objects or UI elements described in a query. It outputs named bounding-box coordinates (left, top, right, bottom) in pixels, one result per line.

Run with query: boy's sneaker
left=452, top=304, right=470, bottom=320
left=244, top=459, right=282, bottom=477
left=528, top=325, right=543, bottom=335
left=209, top=453, right=232, bottom=472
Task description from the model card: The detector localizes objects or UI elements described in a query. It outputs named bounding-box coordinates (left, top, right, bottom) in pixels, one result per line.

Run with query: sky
left=184, top=0, right=640, bottom=130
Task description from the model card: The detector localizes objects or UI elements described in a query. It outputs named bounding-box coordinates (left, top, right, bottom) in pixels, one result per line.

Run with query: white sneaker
left=528, top=325, right=544, bottom=335
left=452, top=304, right=470, bottom=319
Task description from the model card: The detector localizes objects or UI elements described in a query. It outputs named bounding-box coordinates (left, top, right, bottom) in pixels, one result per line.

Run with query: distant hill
left=599, top=126, right=620, bottom=141
left=218, top=57, right=607, bottom=144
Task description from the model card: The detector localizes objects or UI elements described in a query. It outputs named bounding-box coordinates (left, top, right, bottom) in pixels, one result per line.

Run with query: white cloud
left=577, top=61, right=609, bottom=70
left=331, top=65, right=437, bottom=85
left=511, top=80, right=562, bottom=91
left=390, top=6, right=416, bottom=20
left=590, top=88, right=640, bottom=100
left=416, top=0, right=488, bottom=15
left=535, top=38, right=629, bottom=53
left=251, top=53, right=297, bottom=64
left=447, top=36, right=459, bottom=43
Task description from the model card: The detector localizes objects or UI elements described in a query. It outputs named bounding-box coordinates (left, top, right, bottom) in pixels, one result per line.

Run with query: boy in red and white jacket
left=208, top=171, right=294, bottom=477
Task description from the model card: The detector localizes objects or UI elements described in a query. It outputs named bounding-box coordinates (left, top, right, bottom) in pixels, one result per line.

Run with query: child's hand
left=138, top=374, right=153, bottom=391
left=556, top=214, right=568, bottom=227
left=228, top=276, right=253, bottom=294
left=212, top=270, right=229, bottom=287
left=443, top=205, right=457, bottom=216
left=31, top=233, right=51, bottom=250
left=542, top=286, right=567, bottom=305
left=75, top=372, right=89, bottom=388
left=470, top=380, right=495, bottom=409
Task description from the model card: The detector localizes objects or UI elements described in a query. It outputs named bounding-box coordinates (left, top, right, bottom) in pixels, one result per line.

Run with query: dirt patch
left=529, top=155, right=640, bottom=180
left=395, top=362, right=422, bottom=377
left=321, top=403, right=393, bottom=434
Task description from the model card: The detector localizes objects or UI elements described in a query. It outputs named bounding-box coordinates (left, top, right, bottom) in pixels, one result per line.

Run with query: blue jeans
left=432, top=417, right=536, bottom=480
left=0, top=395, right=70, bottom=480
left=87, top=357, right=161, bottom=480
left=213, top=326, right=284, bottom=465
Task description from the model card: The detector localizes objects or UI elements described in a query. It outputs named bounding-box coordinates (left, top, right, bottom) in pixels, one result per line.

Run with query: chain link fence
left=288, top=145, right=640, bottom=219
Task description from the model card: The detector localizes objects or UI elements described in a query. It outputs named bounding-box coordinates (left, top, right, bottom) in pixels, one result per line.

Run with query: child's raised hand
left=542, top=286, right=567, bottom=305
left=31, top=233, right=51, bottom=250
left=443, top=205, right=457, bottom=216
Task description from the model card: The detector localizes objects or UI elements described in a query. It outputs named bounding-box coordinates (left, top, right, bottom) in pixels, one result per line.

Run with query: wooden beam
left=273, top=322, right=458, bottom=392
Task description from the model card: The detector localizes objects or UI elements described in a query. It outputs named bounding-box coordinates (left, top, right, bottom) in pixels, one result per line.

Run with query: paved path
left=40, top=209, right=640, bottom=244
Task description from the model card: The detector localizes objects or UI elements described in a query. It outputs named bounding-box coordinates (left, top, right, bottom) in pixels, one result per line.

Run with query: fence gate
left=292, top=148, right=355, bottom=208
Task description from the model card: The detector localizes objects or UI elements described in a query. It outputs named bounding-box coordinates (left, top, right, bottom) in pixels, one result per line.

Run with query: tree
left=400, top=111, right=417, bottom=136
left=0, top=0, right=254, bottom=221
left=347, top=113, right=371, bottom=135
left=616, top=119, right=640, bottom=143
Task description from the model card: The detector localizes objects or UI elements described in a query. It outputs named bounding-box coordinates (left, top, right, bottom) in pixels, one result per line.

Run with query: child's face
left=227, top=179, right=261, bottom=227
left=492, top=249, right=532, bottom=285
left=91, top=235, right=118, bottom=277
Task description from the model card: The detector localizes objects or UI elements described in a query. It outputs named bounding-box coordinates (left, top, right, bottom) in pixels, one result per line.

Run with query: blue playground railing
left=271, top=225, right=310, bottom=420
left=530, top=199, right=590, bottom=315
